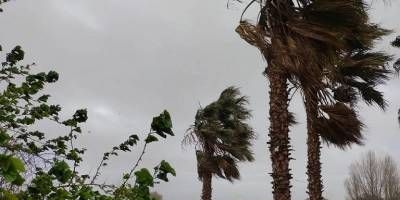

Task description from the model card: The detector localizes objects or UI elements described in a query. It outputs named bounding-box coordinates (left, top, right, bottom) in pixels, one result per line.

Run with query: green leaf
left=145, top=135, right=158, bottom=143
left=37, top=94, right=50, bottom=102
left=48, top=161, right=73, bottom=184
left=29, top=173, right=54, bottom=195
left=159, top=160, right=176, bottom=176
left=134, top=168, right=154, bottom=187
left=0, top=190, right=18, bottom=200
left=151, top=110, right=174, bottom=138
left=11, top=173, right=25, bottom=186
left=0, top=130, right=10, bottom=145
left=46, top=71, right=59, bottom=83
left=3, top=171, right=18, bottom=183
left=9, top=157, right=25, bottom=172
left=73, top=109, right=88, bottom=123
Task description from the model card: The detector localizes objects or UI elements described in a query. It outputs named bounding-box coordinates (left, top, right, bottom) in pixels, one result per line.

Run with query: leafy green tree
left=0, top=45, right=176, bottom=200
left=0, top=4, right=176, bottom=199
left=184, top=87, right=255, bottom=200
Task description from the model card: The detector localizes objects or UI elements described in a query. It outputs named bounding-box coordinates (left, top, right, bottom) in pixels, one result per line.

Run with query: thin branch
left=120, top=130, right=153, bottom=187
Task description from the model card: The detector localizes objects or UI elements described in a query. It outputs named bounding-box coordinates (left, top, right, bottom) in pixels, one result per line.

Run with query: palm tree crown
left=184, top=87, right=255, bottom=200
left=186, top=86, right=255, bottom=180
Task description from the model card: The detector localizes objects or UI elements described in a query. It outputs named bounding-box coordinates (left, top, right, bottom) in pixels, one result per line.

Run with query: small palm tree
left=184, top=87, right=255, bottom=200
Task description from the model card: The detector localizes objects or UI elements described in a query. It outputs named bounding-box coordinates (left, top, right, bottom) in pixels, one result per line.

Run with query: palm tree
left=236, top=0, right=392, bottom=199
left=236, top=1, right=297, bottom=198
left=184, top=87, right=255, bottom=200
left=305, top=50, right=391, bottom=200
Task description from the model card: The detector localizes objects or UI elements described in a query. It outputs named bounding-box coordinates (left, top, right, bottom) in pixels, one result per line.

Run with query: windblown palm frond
left=333, top=51, right=392, bottom=109
left=316, top=103, right=363, bottom=149
left=185, top=87, right=255, bottom=184
left=196, top=151, right=240, bottom=182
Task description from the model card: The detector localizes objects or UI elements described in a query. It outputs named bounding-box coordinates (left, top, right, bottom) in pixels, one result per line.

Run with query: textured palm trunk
left=304, top=92, right=323, bottom=200
left=267, top=66, right=292, bottom=200
left=201, top=144, right=213, bottom=200
left=201, top=172, right=212, bottom=200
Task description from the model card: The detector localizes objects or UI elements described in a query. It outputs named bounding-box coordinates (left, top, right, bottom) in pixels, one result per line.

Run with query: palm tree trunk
left=304, top=92, right=323, bottom=200
left=201, top=172, right=212, bottom=200
left=201, top=144, right=213, bottom=200
left=267, top=66, right=292, bottom=200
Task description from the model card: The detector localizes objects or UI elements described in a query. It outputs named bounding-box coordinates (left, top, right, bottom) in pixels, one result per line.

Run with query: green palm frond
left=186, top=87, right=255, bottom=182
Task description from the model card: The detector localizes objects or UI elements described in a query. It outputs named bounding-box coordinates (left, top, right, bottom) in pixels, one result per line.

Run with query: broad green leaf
left=49, top=161, right=73, bottom=184
left=9, top=157, right=25, bottom=172
left=11, top=173, right=25, bottom=186
left=159, top=160, right=176, bottom=176
left=3, top=171, right=18, bottom=183
left=134, top=168, right=154, bottom=187
left=145, top=135, right=158, bottom=143
left=0, top=130, right=10, bottom=145
left=151, top=110, right=174, bottom=138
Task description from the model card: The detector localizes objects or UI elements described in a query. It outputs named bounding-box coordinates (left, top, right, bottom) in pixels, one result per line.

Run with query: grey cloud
left=1, top=0, right=400, bottom=199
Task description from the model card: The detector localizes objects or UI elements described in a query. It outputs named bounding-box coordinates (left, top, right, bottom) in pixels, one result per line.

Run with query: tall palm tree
left=184, top=87, right=255, bottom=200
left=236, top=1, right=297, bottom=199
left=304, top=50, right=391, bottom=200
left=299, top=1, right=392, bottom=198
left=236, top=0, right=392, bottom=199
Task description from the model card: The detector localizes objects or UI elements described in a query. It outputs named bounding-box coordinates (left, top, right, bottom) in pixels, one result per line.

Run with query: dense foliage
left=184, top=87, right=255, bottom=200
left=0, top=46, right=176, bottom=200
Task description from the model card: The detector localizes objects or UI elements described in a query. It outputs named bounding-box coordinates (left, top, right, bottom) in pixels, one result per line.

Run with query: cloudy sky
left=1, top=0, right=400, bottom=199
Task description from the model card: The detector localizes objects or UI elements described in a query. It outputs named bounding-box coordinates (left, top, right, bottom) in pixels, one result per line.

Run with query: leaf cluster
left=0, top=46, right=176, bottom=200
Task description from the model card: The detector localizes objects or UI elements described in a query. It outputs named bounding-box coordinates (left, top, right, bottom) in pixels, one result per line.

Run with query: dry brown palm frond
left=182, top=126, right=199, bottom=147
left=316, top=103, right=363, bottom=149
left=235, top=21, right=271, bottom=56
left=287, top=21, right=346, bottom=49
left=333, top=86, right=358, bottom=105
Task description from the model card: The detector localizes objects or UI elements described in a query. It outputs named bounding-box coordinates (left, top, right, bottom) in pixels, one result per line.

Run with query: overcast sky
left=1, top=0, right=400, bottom=199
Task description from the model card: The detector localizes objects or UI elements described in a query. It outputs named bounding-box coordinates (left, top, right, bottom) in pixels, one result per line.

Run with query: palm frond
left=391, top=36, right=400, bottom=48
left=346, top=80, right=387, bottom=109
left=338, top=51, right=392, bottom=85
left=316, top=103, right=363, bottom=149
left=288, top=111, right=298, bottom=126
left=333, top=86, right=357, bottom=105
left=186, top=87, right=255, bottom=181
